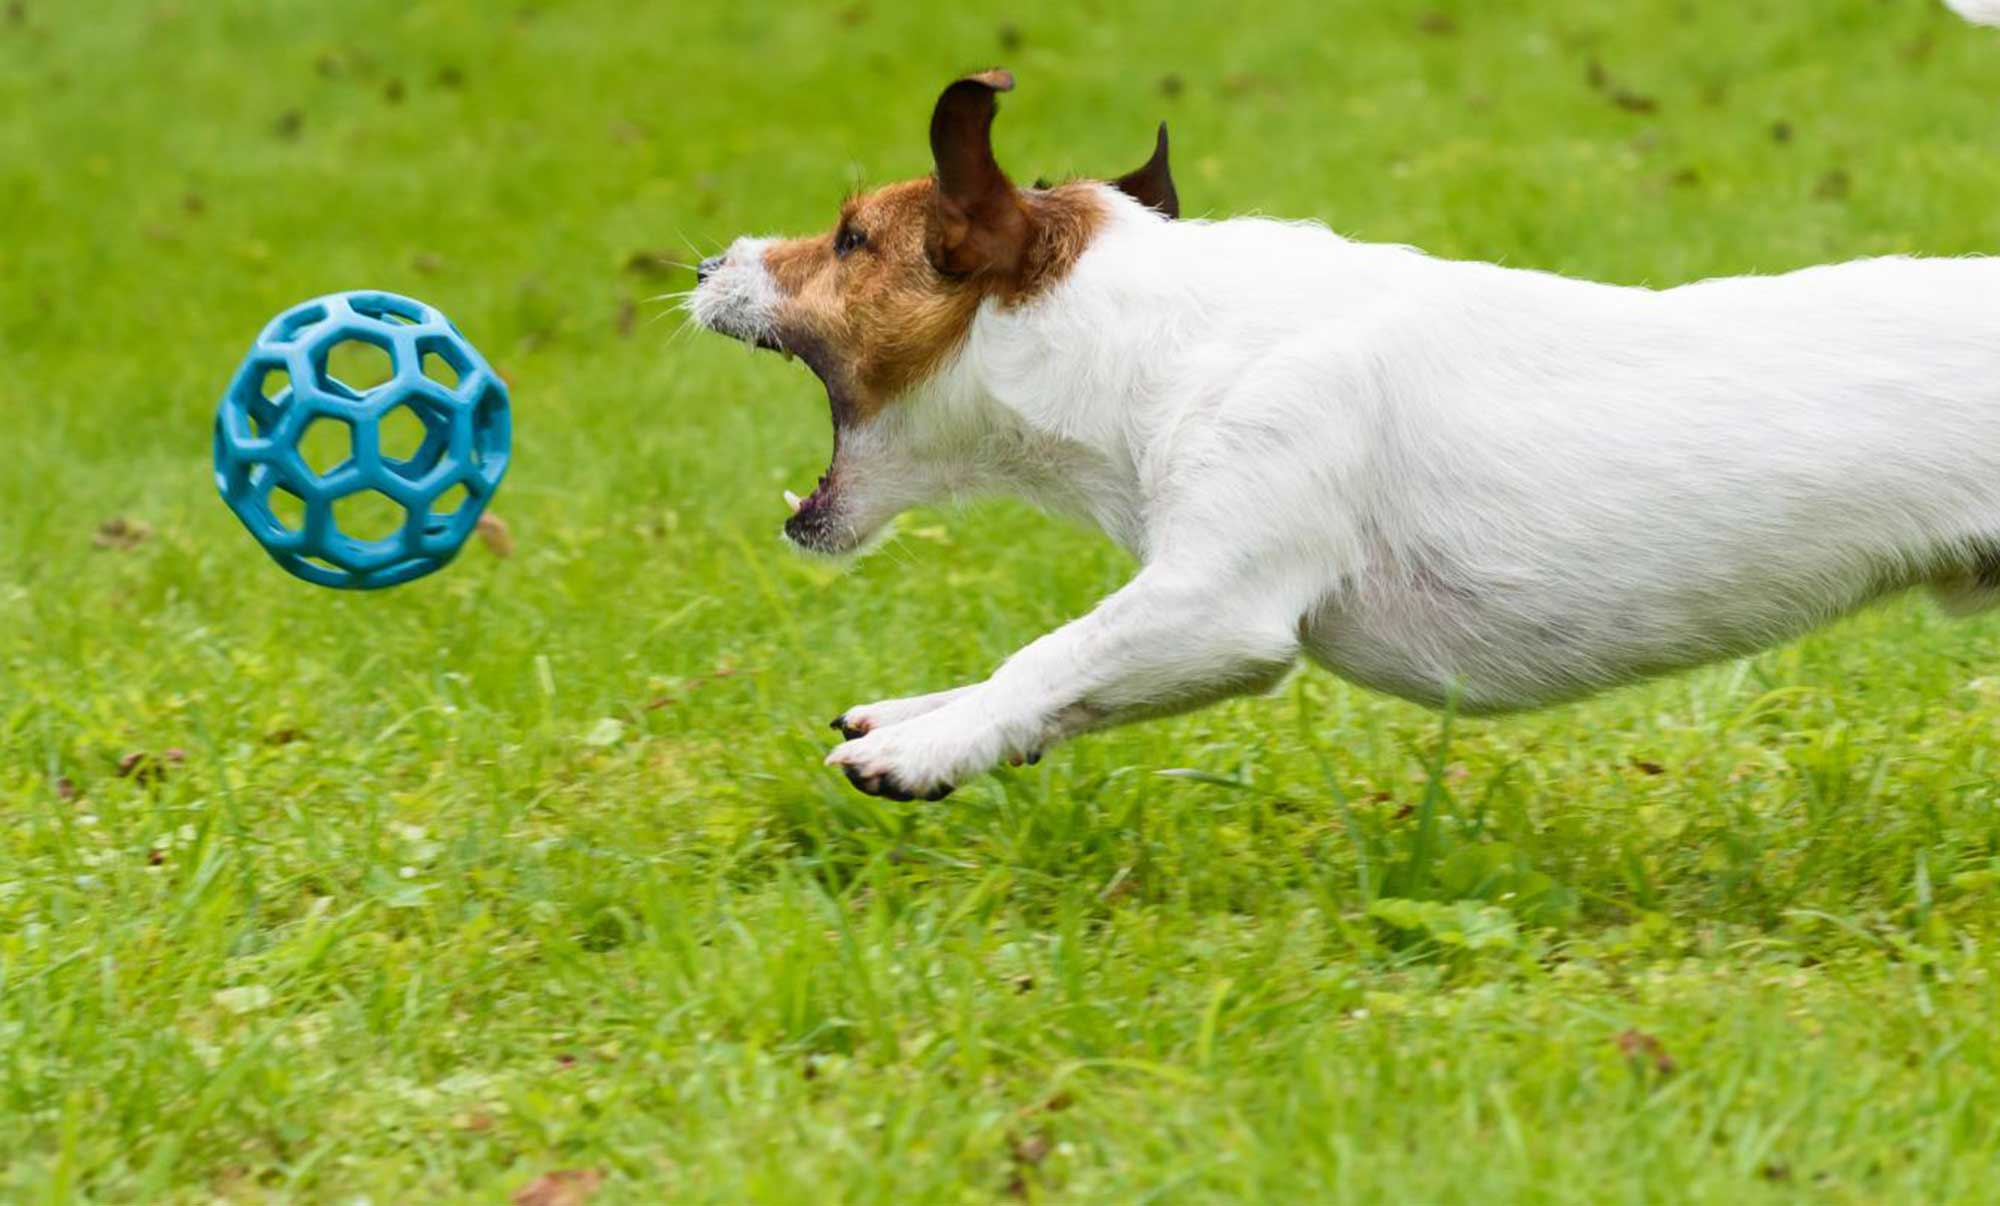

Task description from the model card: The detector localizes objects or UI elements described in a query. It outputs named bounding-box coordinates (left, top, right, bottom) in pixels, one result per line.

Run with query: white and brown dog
left=691, top=5, right=2000, bottom=802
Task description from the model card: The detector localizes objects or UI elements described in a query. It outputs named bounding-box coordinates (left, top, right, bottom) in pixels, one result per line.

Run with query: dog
left=690, top=5, right=2000, bottom=802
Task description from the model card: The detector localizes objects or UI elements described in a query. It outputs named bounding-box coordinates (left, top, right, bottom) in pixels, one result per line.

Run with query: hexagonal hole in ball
left=348, top=294, right=425, bottom=327
left=270, top=303, right=328, bottom=344
left=333, top=490, right=408, bottom=544
left=425, top=483, right=471, bottom=534
left=316, top=337, right=396, bottom=398
left=246, top=364, right=291, bottom=436
left=296, top=415, right=355, bottom=479
left=378, top=403, right=428, bottom=461
left=377, top=400, right=451, bottom=482
left=469, top=381, right=507, bottom=472
left=268, top=485, right=307, bottom=533
left=260, top=366, right=291, bottom=402
left=416, top=335, right=471, bottom=391
left=421, top=350, right=461, bottom=390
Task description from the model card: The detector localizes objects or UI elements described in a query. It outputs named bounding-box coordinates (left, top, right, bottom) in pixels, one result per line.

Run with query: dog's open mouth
left=783, top=467, right=841, bottom=541
left=732, top=330, right=851, bottom=553
left=782, top=449, right=849, bottom=555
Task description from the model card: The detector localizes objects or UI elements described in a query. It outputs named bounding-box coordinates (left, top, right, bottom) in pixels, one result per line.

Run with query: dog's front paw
left=825, top=726, right=960, bottom=802
left=840, top=762, right=955, bottom=802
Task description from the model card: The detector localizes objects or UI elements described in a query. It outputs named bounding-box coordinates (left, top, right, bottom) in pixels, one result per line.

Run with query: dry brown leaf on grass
left=1018, top=1090, right=1073, bottom=1117
left=117, top=748, right=185, bottom=783
left=93, top=516, right=152, bottom=550
left=477, top=512, right=515, bottom=557
left=1616, top=1029, right=1678, bottom=1076
left=1584, top=59, right=1658, bottom=114
left=645, top=664, right=741, bottom=711
left=1013, top=1133, right=1052, bottom=1165
left=512, top=1168, right=603, bottom=1206
left=1005, top=1131, right=1054, bottom=1199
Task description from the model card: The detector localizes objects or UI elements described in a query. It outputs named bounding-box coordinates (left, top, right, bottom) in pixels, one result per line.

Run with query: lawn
left=6, top=0, right=2000, bottom=1200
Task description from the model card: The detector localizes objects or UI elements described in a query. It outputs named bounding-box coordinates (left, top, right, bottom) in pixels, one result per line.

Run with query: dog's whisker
left=672, top=225, right=715, bottom=260
left=653, top=310, right=702, bottom=339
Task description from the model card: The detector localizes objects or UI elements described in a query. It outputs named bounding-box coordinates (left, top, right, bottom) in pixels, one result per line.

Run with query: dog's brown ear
left=1110, top=122, right=1179, bottom=219
left=928, top=68, right=1030, bottom=278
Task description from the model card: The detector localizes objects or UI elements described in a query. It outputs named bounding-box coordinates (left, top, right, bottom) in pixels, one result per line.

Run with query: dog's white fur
left=702, top=5, right=2000, bottom=797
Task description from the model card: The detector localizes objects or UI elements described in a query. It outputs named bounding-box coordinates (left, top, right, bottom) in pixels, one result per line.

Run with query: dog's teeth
left=784, top=489, right=803, bottom=514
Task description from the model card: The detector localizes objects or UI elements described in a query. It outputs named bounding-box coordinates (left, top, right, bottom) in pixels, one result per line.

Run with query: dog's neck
left=875, top=192, right=1423, bottom=559
left=865, top=348, right=1143, bottom=554
left=886, top=194, right=1186, bottom=555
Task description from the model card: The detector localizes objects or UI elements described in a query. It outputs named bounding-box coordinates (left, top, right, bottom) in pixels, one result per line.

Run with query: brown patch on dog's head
left=750, top=69, right=1109, bottom=423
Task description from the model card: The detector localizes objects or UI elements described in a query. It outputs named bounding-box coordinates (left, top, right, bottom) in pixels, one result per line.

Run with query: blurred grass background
left=5, top=0, right=2000, bottom=1200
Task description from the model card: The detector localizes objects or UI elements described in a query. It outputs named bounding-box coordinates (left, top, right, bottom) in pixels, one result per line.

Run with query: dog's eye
left=834, top=225, right=868, bottom=258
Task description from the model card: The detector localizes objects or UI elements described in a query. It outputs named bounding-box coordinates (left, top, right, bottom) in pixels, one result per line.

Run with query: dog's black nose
left=696, top=255, right=725, bottom=284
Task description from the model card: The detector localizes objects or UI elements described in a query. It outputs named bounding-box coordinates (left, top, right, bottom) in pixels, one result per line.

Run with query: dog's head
left=688, top=69, right=1176, bottom=554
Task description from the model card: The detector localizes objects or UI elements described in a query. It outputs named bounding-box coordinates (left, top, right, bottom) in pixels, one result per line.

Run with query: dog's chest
left=1297, top=583, right=1536, bottom=713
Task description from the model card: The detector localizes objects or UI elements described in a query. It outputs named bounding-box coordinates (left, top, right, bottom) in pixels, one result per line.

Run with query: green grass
left=6, top=0, right=2000, bottom=1200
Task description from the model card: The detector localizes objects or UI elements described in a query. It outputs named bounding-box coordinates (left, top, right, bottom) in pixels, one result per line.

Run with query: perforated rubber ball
left=213, top=291, right=511, bottom=589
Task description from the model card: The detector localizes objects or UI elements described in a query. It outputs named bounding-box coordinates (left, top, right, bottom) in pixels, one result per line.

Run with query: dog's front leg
left=825, top=566, right=1302, bottom=800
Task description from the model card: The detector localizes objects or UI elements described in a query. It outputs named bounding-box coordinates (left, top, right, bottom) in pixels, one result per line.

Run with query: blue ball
left=213, top=291, right=511, bottom=589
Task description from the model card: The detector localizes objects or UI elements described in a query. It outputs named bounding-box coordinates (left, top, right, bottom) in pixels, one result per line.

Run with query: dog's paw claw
left=838, top=761, right=949, bottom=802
left=830, top=715, right=869, bottom=741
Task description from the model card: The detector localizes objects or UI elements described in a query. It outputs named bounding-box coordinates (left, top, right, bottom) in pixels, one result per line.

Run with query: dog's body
left=691, top=9, right=2000, bottom=800
left=946, top=208, right=2000, bottom=714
